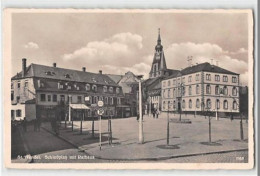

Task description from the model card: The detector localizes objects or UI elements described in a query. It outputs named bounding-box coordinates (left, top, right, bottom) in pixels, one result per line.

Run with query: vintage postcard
left=4, top=9, right=254, bottom=169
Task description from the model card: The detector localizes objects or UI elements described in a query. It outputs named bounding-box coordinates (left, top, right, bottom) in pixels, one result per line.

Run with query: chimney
left=82, top=67, right=86, bottom=72
left=22, top=58, right=27, bottom=77
left=99, top=70, right=102, bottom=74
left=53, top=63, right=57, bottom=67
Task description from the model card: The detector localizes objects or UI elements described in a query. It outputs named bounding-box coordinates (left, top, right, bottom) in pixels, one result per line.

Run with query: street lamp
left=137, top=75, right=144, bottom=144
left=167, top=101, right=172, bottom=145
left=179, top=83, right=185, bottom=121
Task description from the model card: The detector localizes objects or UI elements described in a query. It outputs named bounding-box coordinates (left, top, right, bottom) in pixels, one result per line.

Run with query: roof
left=166, top=62, right=239, bottom=79
left=181, top=62, right=239, bottom=76
left=106, top=74, right=123, bottom=84
left=12, top=64, right=118, bottom=86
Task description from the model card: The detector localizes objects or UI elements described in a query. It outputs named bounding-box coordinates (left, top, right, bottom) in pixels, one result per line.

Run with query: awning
left=70, top=104, right=90, bottom=110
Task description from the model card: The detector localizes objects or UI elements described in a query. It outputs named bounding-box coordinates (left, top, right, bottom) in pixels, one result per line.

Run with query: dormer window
left=109, top=87, right=113, bottom=93
left=58, top=82, right=64, bottom=89
left=85, top=84, right=90, bottom=91
left=92, top=78, right=97, bottom=83
left=116, top=87, right=120, bottom=94
left=46, top=71, right=52, bottom=76
left=64, top=74, right=70, bottom=78
left=103, top=86, right=108, bottom=93
left=92, top=85, right=97, bottom=92
left=67, top=85, right=71, bottom=90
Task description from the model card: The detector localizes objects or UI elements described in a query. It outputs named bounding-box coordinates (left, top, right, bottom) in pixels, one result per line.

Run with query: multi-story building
left=161, top=62, right=240, bottom=114
left=11, top=58, right=124, bottom=121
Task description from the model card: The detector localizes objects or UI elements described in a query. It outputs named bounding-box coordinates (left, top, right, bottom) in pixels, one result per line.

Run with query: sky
left=11, top=11, right=250, bottom=85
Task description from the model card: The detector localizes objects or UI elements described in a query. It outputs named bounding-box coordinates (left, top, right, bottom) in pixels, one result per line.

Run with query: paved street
left=12, top=113, right=249, bottom=163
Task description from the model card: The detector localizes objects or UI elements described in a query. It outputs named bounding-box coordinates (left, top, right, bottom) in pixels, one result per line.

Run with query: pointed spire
left=157, top=28, right=161, bottom=44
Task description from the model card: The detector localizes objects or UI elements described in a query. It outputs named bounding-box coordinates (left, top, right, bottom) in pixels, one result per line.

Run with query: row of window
left=11, top=81, right=28, bottom=89
left=39, top=94, right=121, bottom=105
left=163, top=99, right=238, bottom=110
left=163, top=85, right=238, bottom=98
left=163, top=74, right=238, bottom=87
left=11, top=109, right=22, bottom=118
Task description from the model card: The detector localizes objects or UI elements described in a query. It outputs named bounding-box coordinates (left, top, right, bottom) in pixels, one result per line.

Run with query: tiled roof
left=106, top=74, right=123, bottom=84
left=12, top=64, right=119, bottom=86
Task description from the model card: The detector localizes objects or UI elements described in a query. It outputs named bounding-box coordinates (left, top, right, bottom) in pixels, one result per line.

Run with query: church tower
left=149, top=28, right=168, bottom=78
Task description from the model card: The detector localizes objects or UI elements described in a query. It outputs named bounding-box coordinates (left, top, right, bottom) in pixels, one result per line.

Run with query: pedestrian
left=152, top=109, right=155, bottom=118
left=22, top=117, right=27, bottom=132
left=156, top=108, right=159, bottom=119
left=230, top=114, right=234, bottom=121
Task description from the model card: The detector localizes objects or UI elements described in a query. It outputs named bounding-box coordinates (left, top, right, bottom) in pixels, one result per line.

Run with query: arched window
left=163, top=101, right=166, bottom=110
left=173, top=100, right=176, bottom=109
left=103, top=86, right=107, bottom=93
left=105, top=97, right=108, bottom=104
left=189, top=86, right=192, bottom=95
left=233, top=101, right=237, bottom=110
left=173, top=88, right=176, bottom=97
left=168, top=89, right=171, bottom=98
left=116, top=87, right=120, bottom=94
left=206, top=99, right=211, bottom=109
left=223, top=100, right=228, bottom=109
left=223, top=86, right=228, bottom=95
left=206, top=84, right=211, bottom=94
left=196, top=99, right=200, bottom=108
left=92, top=85, right=97, bottom=92
left=168, top=101, right=172, bottom=109
left=196, top=85, right=200, bottom=94
left=109, top=87, right=113, bottom=93
left=189, top=99, right=192, bottom=109
left=232, top=87, right=237, bottom=96
left=215, top=85, right=219, bottom=95
left=216, top=99, right=220, bottom=109
left=85, top=84, right=90, bottom=91
left=182, top=87, right=185, bottom=96
left=182, top=100, right=186, bottom=109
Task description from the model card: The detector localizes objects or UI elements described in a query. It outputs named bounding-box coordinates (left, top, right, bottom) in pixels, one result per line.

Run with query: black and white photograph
left=4, top=9, right=254, bottom=169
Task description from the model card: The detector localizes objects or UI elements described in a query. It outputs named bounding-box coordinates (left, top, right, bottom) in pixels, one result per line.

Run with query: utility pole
left=138, top=75, right=144, bottom=144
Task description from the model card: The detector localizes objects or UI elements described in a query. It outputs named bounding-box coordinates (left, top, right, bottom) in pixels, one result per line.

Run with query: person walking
left=152, top=109, right=155, bottom=118
left=156, top=108, right=159, bottom=119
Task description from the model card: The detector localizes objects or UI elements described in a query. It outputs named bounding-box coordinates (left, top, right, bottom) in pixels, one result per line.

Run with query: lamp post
left=68, top=95, right=72, bottom=123
left=179, top=83, right=184, bottom=121
left=167, top=101, right=172, bottom=145
left=137, top=75, right=144, bottom=144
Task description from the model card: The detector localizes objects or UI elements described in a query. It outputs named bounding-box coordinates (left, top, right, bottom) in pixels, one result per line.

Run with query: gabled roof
left=106, top=74, right=123, bottom=84
left=12, top=64, right=119, bottom=86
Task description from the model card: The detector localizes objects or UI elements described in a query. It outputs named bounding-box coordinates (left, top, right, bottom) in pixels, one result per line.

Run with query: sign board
left=97, top=108, right=104, bottom=116
left=84, top=96, right=90, bottom=101
left=97, top=101, right=104, bottom=107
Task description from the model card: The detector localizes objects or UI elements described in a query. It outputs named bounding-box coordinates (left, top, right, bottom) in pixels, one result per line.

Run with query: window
left=196, top=99, right=200, bottom=108
left=77, top=96, right=82, bottom=103
left=206, top=84, right=211, bottom=94
left=24, top=81, right=28, bottom=88
left=188, top=76, right=192, bottom=82
left=110, top=97, right=114, bottom=105
left=232, top=87, right=237, bottom=96
left=232, top=76, right=237, bottom=83
left=58, top=82, right=64, bottom=89
left=189, top=86, right=192, bottom=95
left=40, top=94, right=46, bottom=101
left=105, top=97, right=108, bottom=104
left=92, top=85, right=97, bottom=92
left=163, top=81, right=166, bottom=87
left=168, top=80, right=171, bottom=86
left=182, top=77, right=185, bottom=83
left=173, top=79, right=176, bottom=85
left=103, top=86, right=107, bottom=93
left=223, top=100, right=228, bottom=109
left=233, top=101, right=237, bottom=110
left=196, top=74, right=200, bottom=81
left=223, top=76, right=228, bottom=82
left=11, top=83, right=14, bottom=89
left=206, top=74, right=211, bottom=81
left=223, top=86, right=228, bottom=95
left=89, top=96, right=92, bottom=104
left=196, top=85, right=200, bottom=94
left=173, top=88, right=176, bottom=97
left=206, top=99, right=211, bottom=109
left=117, top=98, right=121, bottom=105
left=47, top=95, right=51, bottom=102
left=17, top=82, right=20, bottom=88
left=16, top=96, right=20, bottom=103
left=11, top=91, right=14, bottom=101
left=216, top=99, right=220, bottom=109
left=215, top=85, right=219, bottom=95
left=182, top=86, right=185, bottom=96
left=168, top=89, right=171, bottom=98
left=173, top=100, right=176, bottom=109
left=85, top=84, right=90, bottom=91
left=60, top=95, right=65, bottom=103
left=64, top=74, right=70, bottom=78
left=53, top=94, right=57, bottom=102
left=215, top=75, right=220, bottom=82
left=189, top=99, right=192, bottom=109
left=163, top=101, right=166, bottom=110
left=182, top=100, right=185, bottom=109
left=16, top=109, right=22, bottom=117
left=116, top=87, right=120, bottom=94
left=109, top=87, right=113, bottom=93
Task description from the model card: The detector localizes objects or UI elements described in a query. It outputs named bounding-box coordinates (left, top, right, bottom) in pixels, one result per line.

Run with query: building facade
left=11, top=59, right=124, bottom=121
left=161, top=62, right=240, bottom=114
